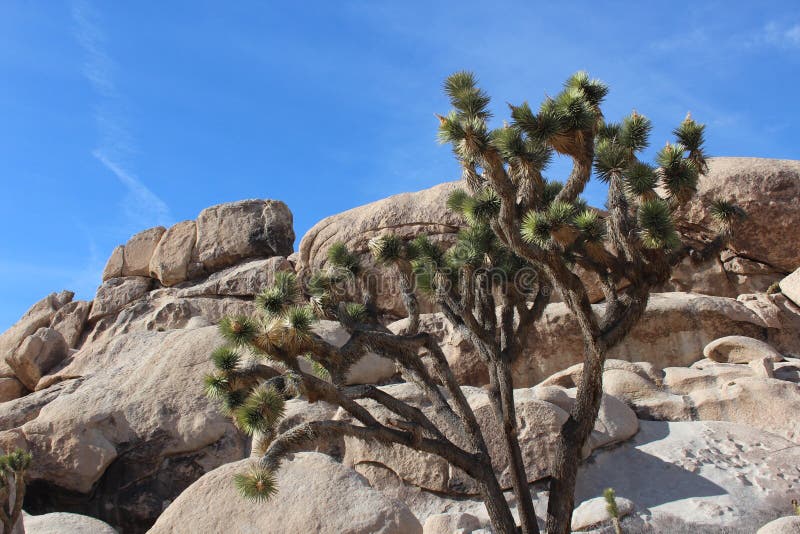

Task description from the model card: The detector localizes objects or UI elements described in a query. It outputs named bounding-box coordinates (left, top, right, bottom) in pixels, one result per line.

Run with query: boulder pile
left=1, top=157, right=799, bottom=533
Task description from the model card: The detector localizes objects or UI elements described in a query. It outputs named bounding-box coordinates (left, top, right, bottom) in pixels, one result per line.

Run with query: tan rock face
left=423, top=512, right=481, bottom=534
left=676, top=157, right=800, bottom=273
left=0, top=291, right=73, bottom=365
left=194, top=199, right=294, bottom=273
left=757, top=516, right=800, bottom=534
left=177, top=257, right=292, bottom=298
left=297, top=182, right=463, bottom=317
left=12, top=327, right=246, bottom=531
left=149, top=220, right=197, bottom=286
left=312, top=320, right=397, bottom=385
left=571, top=495, right=635, bottom=532
left=121, top=226, right=166, bottom=277
left=48, top=300, right=90, bottom=349
left=703, top=335, right=784, bottom=364
left=149, top=453, right=423, bottom=534
left=780, top=268, right=800, bottom=307
left=0, top=377, right=26, bottom=402
left=7, top=327, right=68, bottom=390
left=101, top=245, right=124, bottom=281
left=88, top=276, right=153, bottom=322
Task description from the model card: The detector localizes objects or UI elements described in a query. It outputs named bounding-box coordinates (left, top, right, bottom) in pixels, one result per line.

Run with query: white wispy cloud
left=760, top=21, right=800, bottom=48
left=71, top=0, right=171, bottom=228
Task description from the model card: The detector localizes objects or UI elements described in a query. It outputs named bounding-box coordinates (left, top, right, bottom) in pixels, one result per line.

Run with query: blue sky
left=1, top=1, right=798, bottom=330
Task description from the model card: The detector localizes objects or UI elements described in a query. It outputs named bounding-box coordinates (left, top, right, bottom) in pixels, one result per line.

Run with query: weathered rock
left=703, top=335, right=784, bottom=364
left=194, top=199, right=294, bottom=272
left=600, top=368, right=691, bottom=422
left=149, top=453, right=422, bottom=534
left=688, top=376, right=800, bottom=443
left=121, top=226, right=166, bottom=277
left=313, top=320, right=396, bottom=385
left=12, top=327, right=247, bottom=532
left=757, top=516, right=800, bottom=534
left=49, top=300, right=91, bottom=348
left=738, top=293, right=784, bottom=329
left=766, top=294, right=800, bottom=357
left=7, top=327, right=68, bottom=390
left=675, top=157, right=800, bottom=272
left=298, top=182, right=463, bottom=317
left=389, top=313, right=488, bottom=387
left=0, top=379, right=81, bottom=429
left=149, top=220, right=197, bottom=286
left=423, top=512, right=481, bottom=534
left=0, top=377, right=26, bottom=403
left=82, top=294, right=254, bottom=347
left=663, top=362, right=754, bottom=394
left=571, top=495, right=635, bottom=532
left=88, top=277, right=152, bottom=322
left=538, top=359, right=662, bottom=389
left=23, top=511, right=118, bottom=534
left=575, top=420, right=800, bottom=529
left=749, top=357, right=775, bottom=378
left=178, top=257, right=293, bottom=298
left=0, top=291, right=73, bottom=365
left=342, top=383, right=636, bottom=495
left=101, top=246, right=124, bottom=281
left=780, top=268, right=800, bottom=307
left=513, top=292, right=768, bottom=386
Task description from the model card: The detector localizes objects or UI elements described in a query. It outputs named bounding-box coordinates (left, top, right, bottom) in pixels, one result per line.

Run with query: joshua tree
left=0, top=448, right=32, bottom=534
left=203, top=72, right=739, bottom=534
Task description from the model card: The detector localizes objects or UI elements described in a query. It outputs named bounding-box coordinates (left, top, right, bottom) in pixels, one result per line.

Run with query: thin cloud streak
left=71, top=0, right=171, bottom=228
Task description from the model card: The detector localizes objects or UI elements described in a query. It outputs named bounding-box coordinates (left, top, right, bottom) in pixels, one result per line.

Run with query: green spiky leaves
left=574, top=210, right=607, bottom=244
left=343, top=302, right=368, bottom=323
left=446, top=188, right=499, bottom=224
left=620, top=111, right=652, bottom=153
left=284, top=306, right=315, bottom=337
left=594, top=139, right=630, bottom=182
left=234, top=466, right=278, bottom=502
left=211, top=346, right=241, bottom=372
left=256, top=272, right=300, bottom=317
left=565, top=71, right=609, bottom=110
left=219, top=315, right=258, bottom=346
left=638, top=199, right=680, bottom=249
left=658, top=143, right=698, bottom=205
left=674, top=113, right=708, bottom=173
left=624, top=162, right=658, bottom=200
left=327, top=242, right=360, bottom=276
left=604, top=488, right=620, bottom=519
left=443, top=71, right=491, bottom=120
left=368, top=234, right=417, bottom=265
left=0, top=448, right=32, bottom=473
left=203, top=373, right=230, bottom=400
left=234, top=385, right=286, bottom=436
left=708, top=199, right=745, bottom=230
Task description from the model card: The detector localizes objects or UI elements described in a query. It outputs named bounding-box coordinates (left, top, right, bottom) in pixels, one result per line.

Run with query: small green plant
left=604, top=487, right=623, bottom=534
left=766, top=281, right=781, bottom=295
left=793, top=498, right=799, bottom=515
left=0, top=448, right=32, bottom=534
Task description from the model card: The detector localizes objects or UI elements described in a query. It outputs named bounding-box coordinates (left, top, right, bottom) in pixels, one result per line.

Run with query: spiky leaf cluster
left=234, top=466, right=278, bottom=502
left=638, top=199, right=680, bottom=249
left=327, top=242, right=360, bottom=276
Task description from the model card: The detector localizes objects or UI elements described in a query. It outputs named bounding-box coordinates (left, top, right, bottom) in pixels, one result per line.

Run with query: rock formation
left=1, top=157, right=799, bottom=533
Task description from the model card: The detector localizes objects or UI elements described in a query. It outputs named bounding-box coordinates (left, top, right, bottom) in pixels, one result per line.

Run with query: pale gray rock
left=313, top=320, right=397, bottom=385
left=780, top=268, right=800, bottom=308
left=121, top=226, right=166, bottom=277
left=23, top=512, right=118, bottom=533
left=757, top=516, right=800, bottom=534
left=423, top=512, right=482, bottom=534
left=149, top=453, right=422, bottom=534
left=0, top=377, right=26, bottom=403
left=571, top=495, right=634, bottom=532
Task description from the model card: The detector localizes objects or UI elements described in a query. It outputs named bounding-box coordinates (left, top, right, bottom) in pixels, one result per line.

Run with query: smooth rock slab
left=89, top=277, right=152, bottom=322
left=780, top=268, right=800, bottom=308
left=757, top=516, right=800, bottom=534
left=122, top=226, right=166, bottom=277
left=703, top=335, right=784, bottom=364
left=23, top=511, right=118, bottom=534
left=8, top=327, right=68, bottom=390
left=571, top=495, right=634, bottom=532
left=149, top=220, right=197, bottom=286
left=149, top=453, right=422, bottom=534
left=423, top=512, right=481, bottom=534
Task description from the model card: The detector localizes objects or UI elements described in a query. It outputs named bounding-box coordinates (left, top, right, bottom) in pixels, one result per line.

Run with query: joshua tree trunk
left=545, top=342, right=606, bottom=534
